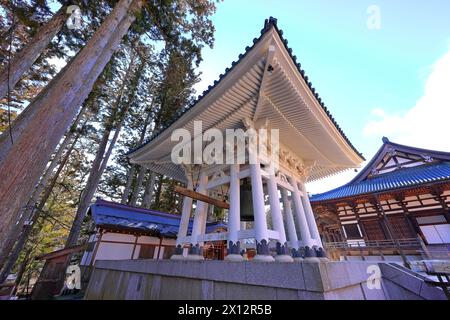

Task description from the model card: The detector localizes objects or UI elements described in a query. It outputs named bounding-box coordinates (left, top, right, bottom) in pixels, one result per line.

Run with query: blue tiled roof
left=310, top=162, right=450, bottom=202
left=89, top=199, right=227, bottom=238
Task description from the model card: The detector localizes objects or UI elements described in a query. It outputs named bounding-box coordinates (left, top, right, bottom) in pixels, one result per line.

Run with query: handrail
left=324, top=238, right=421, bottom=250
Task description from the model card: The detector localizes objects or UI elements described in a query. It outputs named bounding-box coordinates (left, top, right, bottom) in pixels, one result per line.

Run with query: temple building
left=82, top=18, right=448, bottom=301
left=311, top=137, right=450, bottom=265
left=127, top=17, right=364, bottom=262
left=80, top=199, right=227, bottom=266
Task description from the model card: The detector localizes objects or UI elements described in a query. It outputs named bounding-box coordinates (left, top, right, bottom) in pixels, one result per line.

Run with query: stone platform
left=84, top=259, right=446, bottom=300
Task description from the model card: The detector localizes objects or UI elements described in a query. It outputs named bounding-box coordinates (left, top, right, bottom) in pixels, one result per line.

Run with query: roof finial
left=382, top=136, right=390, bottom=144
left=269, top=16, right=278, bottom=26
left=263, top=17, right=278, bottom=32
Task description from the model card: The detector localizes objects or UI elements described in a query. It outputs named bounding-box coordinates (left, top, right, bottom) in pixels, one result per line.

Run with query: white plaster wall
left=162, top=238, right=176, bottom=246
left=137, top=236, right=161, bottom=245
left=82, top=232, right=178, bottom=263
left=94, top=242, right=134, bottom=262
left=133, top=245, right=141, bottom=259
left=158, top=247, right=165, bottom=259
left=421, top=224, right=450, bottom=244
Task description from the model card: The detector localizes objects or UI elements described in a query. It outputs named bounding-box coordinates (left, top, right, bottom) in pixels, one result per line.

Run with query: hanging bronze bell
left=240, top=178, right=254, bottom=222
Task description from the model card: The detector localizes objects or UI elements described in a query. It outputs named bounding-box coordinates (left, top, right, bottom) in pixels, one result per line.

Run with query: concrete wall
left=84, top=260, right=447, bottom=300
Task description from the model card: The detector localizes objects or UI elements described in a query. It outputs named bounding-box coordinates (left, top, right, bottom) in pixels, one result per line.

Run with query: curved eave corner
left=128, top=17, right=364, bottom=166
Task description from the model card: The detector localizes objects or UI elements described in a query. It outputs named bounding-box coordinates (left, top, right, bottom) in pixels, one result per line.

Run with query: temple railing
left=324, top=238, right=422, bottom=250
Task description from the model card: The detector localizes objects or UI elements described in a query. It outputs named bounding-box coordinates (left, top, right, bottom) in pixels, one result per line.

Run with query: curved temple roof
left=310, top=138, right=450, bottom=202
left=89, top=199, right=226, bottom=237
left=128, top=17, right=364, bottom=182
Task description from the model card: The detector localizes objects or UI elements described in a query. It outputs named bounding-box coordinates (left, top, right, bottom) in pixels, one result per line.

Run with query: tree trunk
left=0, top=134, right=78, bottom=283
left=142, top=171, right=156, bottom=208
left=65, top=128, right=112, bottom=248
left=129, top=166, right=146, bottom=206
left=65, top=108, right=128, bottom=248
left=0, top=131, right=73, bottom=269
left=153, top=175, right=163, bottom=209
left=64, top=51, right=138, bottom=248
left=0, top=54, right=78, bottom=163
left=121, top=165, right=136, bottom=204
left=0, top=0, right=143, bottom=252
left=122, top=103, right=153, bottom=204
left=11, top=247, right=32, bottom=296
left=0, top=105, right=87, bottom=269
left=0, top=7, right=67, bottom=100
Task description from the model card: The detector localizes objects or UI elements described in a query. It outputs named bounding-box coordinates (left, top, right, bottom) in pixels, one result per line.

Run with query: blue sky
left=194, top=0, right=450, bottom=193
left=46, top=1, right=450, bottom=194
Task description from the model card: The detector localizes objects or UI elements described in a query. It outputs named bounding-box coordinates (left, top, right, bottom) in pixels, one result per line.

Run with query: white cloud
left=363, top=48, right=450, bottom=151
left=307, top=47, right=450, bottom=195
left=306, top=166, right=363, bottom=195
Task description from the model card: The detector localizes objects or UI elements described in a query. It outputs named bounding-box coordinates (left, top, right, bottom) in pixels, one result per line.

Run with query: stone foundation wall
left=84, top=260, right=446, bottom=300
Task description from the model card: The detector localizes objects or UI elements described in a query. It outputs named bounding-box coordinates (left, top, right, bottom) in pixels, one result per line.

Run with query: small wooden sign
left=174, top=185, right=230, bottom=209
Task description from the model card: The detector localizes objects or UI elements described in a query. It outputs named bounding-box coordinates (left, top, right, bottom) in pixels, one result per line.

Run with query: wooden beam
left=174, top=185, right=230, bottom=209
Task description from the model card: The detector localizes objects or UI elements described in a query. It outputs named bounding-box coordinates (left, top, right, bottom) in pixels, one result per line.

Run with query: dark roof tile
left=89, top=199, right=227, bottom=237
left=311, top=162, right=450, bottom=202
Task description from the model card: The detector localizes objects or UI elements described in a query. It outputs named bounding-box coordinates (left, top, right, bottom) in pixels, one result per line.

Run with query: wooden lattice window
left=362, top=220, right=386, bottom=240
left=388, top=216, right=415, bottom=239
left=343, top=224, right=361, bottom=239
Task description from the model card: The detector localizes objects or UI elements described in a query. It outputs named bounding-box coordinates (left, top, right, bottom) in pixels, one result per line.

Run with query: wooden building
left=80, top=199, right=227, bottom=268
left=31, top=199, right=227, bottom=298
left=31, top=244, right=87, bottom=299
left=311, top=137, right=450, bottom=264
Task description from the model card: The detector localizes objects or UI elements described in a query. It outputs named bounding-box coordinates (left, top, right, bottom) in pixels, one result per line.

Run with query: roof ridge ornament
left=421, top=154, right=434, bottom=163
left=263, top=17, right=278, bottom=33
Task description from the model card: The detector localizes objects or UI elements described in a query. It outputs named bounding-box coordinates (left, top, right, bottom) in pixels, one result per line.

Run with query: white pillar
left=249, top=151, right=274, bottom=262
left=289, top=177, right=315, bottom=257
left=267, top=167, right=293, bottom=262
left=177, top=178, right=193, bottom=243
left=298, top=181, right=323, bottom=247
left=200, top=198, right=209, bottom=236
left=188, top=171, right=208, bottom=259
left=280, top=188, right=298, bottom=249
left=225, top=164, right=244, bottom=261
left=267, top=168, right=286, bottom=244
left=172, top=177, right=193, bottom=260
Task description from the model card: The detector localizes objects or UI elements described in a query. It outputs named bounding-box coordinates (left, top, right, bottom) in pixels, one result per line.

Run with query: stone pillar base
left=252, top=254, right=275, bottom=262
left=185, top=254, right=204, bottom=261
left=318, top=257, right=330, bottom=262
left=170, top=254, right=185, bottom=260
left=303, top=257, right=322, bottom=263
left=224, top=254, right=245, bottom=262
left=275, top=254, right=294, bottom=263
